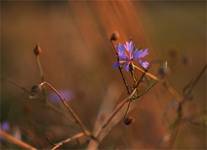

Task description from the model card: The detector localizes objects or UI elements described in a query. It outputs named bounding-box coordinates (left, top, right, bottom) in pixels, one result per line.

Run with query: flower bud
left=33, top=44, right=42, bottom=56
left=29, top=84, right=42, bottom=99
left=124, top=116, right=134, bottom=126
left=110, top=31, right=119, bottom=41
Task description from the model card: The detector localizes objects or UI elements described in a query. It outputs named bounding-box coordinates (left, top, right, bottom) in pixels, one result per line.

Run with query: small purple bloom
left=48, top=90, right=73, bottom=103
left=1, top=121, right=10, bottom=131
left=113, top=40, right=149, bottom=71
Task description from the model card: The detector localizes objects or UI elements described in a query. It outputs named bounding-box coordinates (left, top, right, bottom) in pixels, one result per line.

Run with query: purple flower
left=113, top=40, right=149, bottom=71
left=0, top=121, right=10, bottom=141
left=1, top=121, right=10, bottom=131
left=48, top=90, right=73, bottom=103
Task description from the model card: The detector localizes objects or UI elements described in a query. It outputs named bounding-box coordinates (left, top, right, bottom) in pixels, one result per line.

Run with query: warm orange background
left=1, top=1, right=206, bottom=149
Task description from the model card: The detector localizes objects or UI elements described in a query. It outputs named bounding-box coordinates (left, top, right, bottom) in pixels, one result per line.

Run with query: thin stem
left=183, top=64, right=207, bottom=97
left=124, top=67, right=147, bottom=119
left=162, top=80, right=183, bottom=101
left=0, top=130, right=37, bottom=150
left=91, top=80, right=157, bottom=148
left=97, top=88, right=137, bottom=135
left=133, top=64, right=159, bottom=81
left=130, top=70, right=137, bottom=83
left=134, top=65, right=150, bottom=89
left=123, top=70, right=137, bottom=120
left=46, top=102, right=77, bottom=128
left=132, top=80, right=158, bottom=100
left=39, top=81, right=91, bottom=137
left=111, top=40, right=130, bottom=94
left=123, top=101, right=132, bottom=120
left=168, top=120, right=182, bottom=149
left=51, top=132, right=85, bottom=150
left=5, top=78, right=30, bottom=94
left=36, top=55, right=44, bottom=82
left=164, top=65, right=207, bottom=148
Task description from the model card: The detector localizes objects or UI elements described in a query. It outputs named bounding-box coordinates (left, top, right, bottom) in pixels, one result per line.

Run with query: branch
left=0, top=130, right=37, bottom=150
left=87, top=80, right=157, bottom=149
left=51, top=132, right=85, bottom=150
left=39, top=81, right=91, bottom=137
left=133, top=64, right=159, bottom=81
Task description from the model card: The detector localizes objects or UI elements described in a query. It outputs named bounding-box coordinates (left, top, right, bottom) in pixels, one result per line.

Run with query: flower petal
left=116, top=43, right=127, bottom=59
left=140, top=61, right=150, bottom=69
left=124, top=63, right=130, bottom=71
left=112, top=61, right=120, bottom=69
left=124, top=41, right=134, bottom=54
left=134, top=48, right=149, bottom=59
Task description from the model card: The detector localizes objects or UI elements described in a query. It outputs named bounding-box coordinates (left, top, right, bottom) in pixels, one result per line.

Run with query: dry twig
left=51, top=132, right=85, bottom=150
left=0, top=130, right=37, bottom=150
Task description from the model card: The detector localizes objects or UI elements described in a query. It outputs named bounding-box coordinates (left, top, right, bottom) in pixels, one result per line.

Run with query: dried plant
left=1, top=31, right=206, bottom=150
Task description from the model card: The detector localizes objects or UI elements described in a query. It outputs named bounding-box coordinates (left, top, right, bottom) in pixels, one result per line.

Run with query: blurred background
left=1, top=0, right=206, bottom=149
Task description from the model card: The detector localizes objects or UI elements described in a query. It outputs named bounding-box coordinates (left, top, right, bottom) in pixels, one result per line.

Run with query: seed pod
left=33, top=44, right=42, bottom=56
left=29, top=84, right=42, bottom=100
left=110, top=31, right=119, bottom=41
left=124, top=116, right=134, bottom=126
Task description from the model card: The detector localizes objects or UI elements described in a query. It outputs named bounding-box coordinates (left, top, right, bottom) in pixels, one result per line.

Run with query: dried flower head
left=110, top=31, right=119, bottom=41
left=113, top=40, right=149, bottom=71
left=124, top=116, right=134, bottom=125
left=33, top=44, right=42, bottom=56
left=29, top=84, right=43, bottom=99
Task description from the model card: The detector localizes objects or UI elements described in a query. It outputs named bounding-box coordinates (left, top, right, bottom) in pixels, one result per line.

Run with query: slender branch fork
left=39, top=81, right=91, bottom=137
left=110, top=39, right=158, bottom=121
left=87, top=40, right=159, bottom=150
left=87, top=77, right=158, bottom=149
left=2, top=40, right=159, bottom=149
left=163, top=64, right=207, bottom=148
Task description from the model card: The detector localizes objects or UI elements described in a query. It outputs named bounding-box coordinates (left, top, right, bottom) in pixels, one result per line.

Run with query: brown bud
left=110, top=31, right=119, bottom=41
left=124, top=116, right=134, bottom=126
left=33, top=44, right=42, bottom=56
left=29, top=84, right=42, bottom=99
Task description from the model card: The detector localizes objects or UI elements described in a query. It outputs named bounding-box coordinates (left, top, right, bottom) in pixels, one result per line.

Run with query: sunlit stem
left=132, top=64, right=159, bottom=81
left=0, top=130, right=37, bottom=150
left=36, top=55, right=44, bottom=82
left=123, top=69, right=137, bottom=120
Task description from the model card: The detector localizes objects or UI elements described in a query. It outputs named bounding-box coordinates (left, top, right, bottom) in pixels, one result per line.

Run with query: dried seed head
left=110, top=31, right=119, bottom=41
left=124, top=116, right=134, bottom=126
left=33, top=44, right=42, bottom=56
left=29, top=84, right=42, bottom=99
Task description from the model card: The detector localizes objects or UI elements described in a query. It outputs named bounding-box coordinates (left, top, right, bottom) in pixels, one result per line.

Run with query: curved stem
left=95, top=89, right=137, bottom=138
left=36, top=56, right=44, bottom=82
left=40, top=81, right=91, bottom=137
